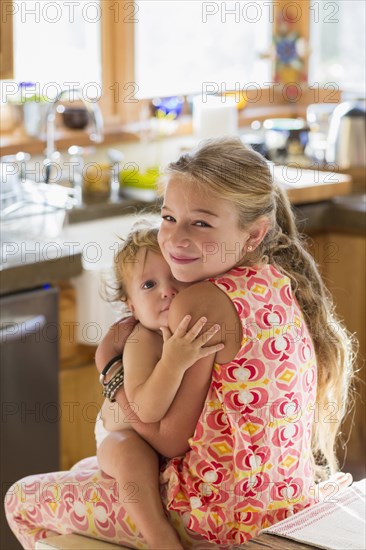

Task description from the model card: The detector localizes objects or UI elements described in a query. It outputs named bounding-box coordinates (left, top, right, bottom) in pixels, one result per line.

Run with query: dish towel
left=261, top=479, right=366, bottom=549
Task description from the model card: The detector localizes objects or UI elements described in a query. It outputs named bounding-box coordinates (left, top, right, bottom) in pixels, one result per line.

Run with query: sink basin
left=1, top=201, right=67, bottom=240
left=63, top=213, right=161, bottom=344
left=0, top=180, right=74, bottom=241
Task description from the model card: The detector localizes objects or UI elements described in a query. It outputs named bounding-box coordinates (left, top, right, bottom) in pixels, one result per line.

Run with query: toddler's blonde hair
left=104, top=222, right=161, bottom=305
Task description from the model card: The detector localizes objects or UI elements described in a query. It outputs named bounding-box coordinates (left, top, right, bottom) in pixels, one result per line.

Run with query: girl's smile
left=158, top=176, right=249, bottom=282
left=169, top=253, right=199, bottom=264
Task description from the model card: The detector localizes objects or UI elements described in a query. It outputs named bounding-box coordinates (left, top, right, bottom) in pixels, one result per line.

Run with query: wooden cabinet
left=309, top=231, right=366, bottom=479
left=59, top=363, right=103, bottom=470
left=58, top=282, right=97, bottom=370
left=58, top=282, right=102, bottom=470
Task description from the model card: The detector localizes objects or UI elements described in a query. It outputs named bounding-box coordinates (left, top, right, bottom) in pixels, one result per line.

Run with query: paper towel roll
left=72, top=270, right=120, bottom=345
left=193, top=95, right=239, bottom=139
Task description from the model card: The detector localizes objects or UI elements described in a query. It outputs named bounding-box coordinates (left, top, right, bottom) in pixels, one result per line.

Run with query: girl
left=96, top=225, right=223, bottom=549
left=5, top=138, right=355, bottom=548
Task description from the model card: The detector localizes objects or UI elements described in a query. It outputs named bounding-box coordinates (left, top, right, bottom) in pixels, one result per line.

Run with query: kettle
left=326, top=100, right=366, bottom=168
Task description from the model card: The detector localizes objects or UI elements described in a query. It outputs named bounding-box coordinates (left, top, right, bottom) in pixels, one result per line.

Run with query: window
left=11, top=0, right=102, bottom=97
left=2, top=0, right=365, bottom=138
left=135, top=0, right=272, bottom=98
left=309, top=0, right=366, bottom=94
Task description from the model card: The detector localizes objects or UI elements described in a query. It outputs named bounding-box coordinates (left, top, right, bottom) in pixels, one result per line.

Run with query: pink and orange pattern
left=161, top=265, right=317, bottom=545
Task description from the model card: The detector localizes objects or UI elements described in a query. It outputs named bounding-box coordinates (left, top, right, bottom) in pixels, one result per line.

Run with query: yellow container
left=83, top=162, right=112, bottom=201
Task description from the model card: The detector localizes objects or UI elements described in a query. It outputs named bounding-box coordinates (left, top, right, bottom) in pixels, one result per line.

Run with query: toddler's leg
left=97, top=430, right=183, bottom=550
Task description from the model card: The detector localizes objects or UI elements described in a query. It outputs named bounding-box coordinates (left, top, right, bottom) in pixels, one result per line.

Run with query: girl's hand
left=316, top=472, right=353, bottom=502
left=159, top=315, right=224, bottom=373
left=95, top=316, right=138, bottom=374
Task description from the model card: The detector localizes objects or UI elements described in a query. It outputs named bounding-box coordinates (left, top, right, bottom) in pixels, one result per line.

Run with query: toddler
left=96, top=224, right=223, bottom=549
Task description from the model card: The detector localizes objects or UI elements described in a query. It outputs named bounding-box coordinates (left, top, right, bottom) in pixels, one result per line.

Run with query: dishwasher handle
left=0, top=314, right=46, bottom=343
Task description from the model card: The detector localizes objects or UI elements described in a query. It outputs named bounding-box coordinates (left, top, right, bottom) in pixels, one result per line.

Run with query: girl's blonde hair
left=166, top=136, right=357, bottom=480
left=104, top=223, right=160, bottom=304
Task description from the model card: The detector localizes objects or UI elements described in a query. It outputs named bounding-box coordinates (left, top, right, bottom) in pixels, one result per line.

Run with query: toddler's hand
left=160, top=315, right=224, bottom=372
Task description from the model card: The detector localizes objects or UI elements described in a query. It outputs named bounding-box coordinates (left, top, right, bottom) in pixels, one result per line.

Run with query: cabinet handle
left=0, top=315, right=46, bottom=343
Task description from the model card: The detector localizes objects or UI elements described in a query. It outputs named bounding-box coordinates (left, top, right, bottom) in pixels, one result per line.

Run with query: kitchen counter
left=295, top=194, right=366, bottom=235
left=0, top=196, right=161, bottom=297
left=0, top=240, right=83, bottom=296
left=1, top=192, right=364, bottom=297
left=68, top=195, right=160, bottom=224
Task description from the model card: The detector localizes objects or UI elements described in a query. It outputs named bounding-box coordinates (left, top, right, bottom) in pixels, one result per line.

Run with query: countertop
left=0, top=240, right=83, bottom=297
left=35, top=531, right=321, bottom=550
left=295, top=194, right=366, bottom=235
left=0, top=197, right=154, bottom=296
left=0, top=192, right=364, bottom=297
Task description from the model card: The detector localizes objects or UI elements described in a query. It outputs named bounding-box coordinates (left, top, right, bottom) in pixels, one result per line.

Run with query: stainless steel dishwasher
left=1, top=286, right=60, bottom=550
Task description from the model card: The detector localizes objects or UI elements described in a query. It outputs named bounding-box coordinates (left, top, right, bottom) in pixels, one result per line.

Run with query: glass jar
left=82, top=162, right=112, bottom=202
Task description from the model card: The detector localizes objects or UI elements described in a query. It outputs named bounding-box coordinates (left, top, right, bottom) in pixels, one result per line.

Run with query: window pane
left=309, top=0, right=366, bottom=94
left=13, top=0, right=102, bottom=97
left=135, top=0, right=272, bottom=98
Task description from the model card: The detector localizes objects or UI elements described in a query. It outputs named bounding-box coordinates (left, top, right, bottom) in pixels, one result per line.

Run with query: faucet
left=44, top=88, right=104, bottom=183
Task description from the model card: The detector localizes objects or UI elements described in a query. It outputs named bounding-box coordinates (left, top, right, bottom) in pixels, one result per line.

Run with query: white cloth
left=94, top=411, right=110, bottom=449
left=261, top=479, right=366, bottom=550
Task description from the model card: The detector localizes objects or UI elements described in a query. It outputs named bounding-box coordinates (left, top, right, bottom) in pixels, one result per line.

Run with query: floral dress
left=5, top=264, right=317, bottom=549
left=161, top=264, right=317, bottom=545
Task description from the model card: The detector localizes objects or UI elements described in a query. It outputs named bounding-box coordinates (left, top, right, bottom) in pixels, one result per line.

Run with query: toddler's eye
left=162, top=215, right=175, bottom=222
left=142, top=280, right=155, bottom=290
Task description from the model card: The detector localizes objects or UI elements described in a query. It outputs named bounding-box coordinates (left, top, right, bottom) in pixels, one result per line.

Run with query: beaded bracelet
left=102, top=366, right=125, bottom=402
left=99, top=354, right=123, bottom=386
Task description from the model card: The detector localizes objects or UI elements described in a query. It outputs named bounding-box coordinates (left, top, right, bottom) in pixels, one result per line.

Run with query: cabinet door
left=59, top=364, right=103, bottom=470
left=59, top=282, right=96, bottom=369
left=310, top=232, right=366, bottom=479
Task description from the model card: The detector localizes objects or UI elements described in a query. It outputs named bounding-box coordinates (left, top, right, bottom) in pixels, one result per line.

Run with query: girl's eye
left=162, top=215, right=210, bottom=228
left=194, top=221, right=211, bottom=228
left=142, top=280, right=155, bottom=290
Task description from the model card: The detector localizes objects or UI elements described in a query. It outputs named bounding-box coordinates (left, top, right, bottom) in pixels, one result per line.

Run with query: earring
left=247, top=245, right=253, bottom=252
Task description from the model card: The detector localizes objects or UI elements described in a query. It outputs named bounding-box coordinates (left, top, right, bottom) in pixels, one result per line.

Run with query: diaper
left=94, top=411, right=110, bottom=449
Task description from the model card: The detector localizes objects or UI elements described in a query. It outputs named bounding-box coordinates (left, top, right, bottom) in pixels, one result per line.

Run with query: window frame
left=1, top=0, right=344, bottom=144
left=0, top=1, right=14, bottom=80
left=101, top=0, right=143, bottom=125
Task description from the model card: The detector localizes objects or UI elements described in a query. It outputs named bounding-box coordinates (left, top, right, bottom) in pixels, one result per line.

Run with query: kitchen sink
left=0, top=180, right=74, bottom=242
